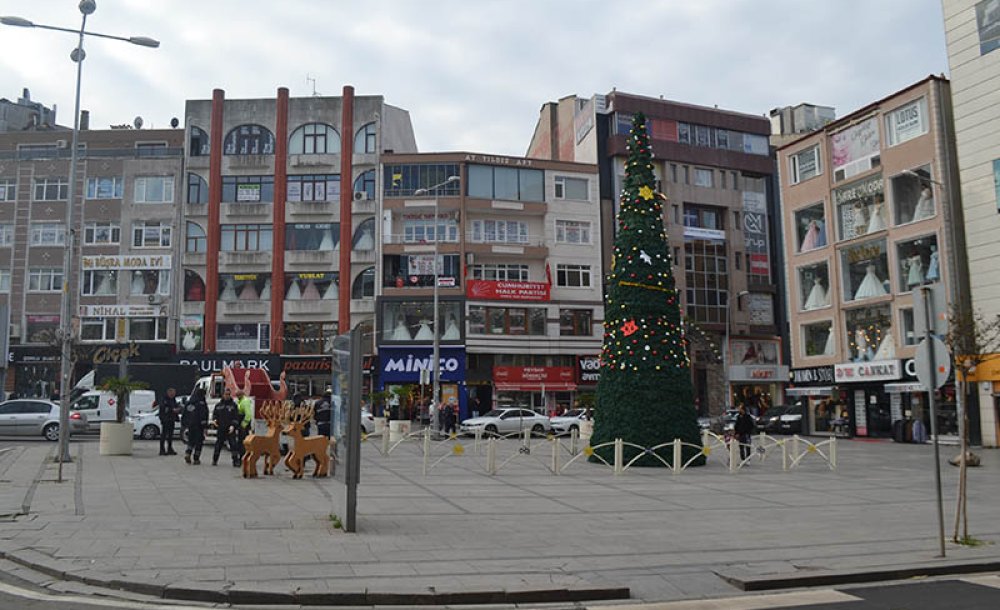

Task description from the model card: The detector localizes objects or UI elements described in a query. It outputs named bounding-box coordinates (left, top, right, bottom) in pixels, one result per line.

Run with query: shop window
left=224, top=124, right=274, bottom=155
left=794, top=203, right=827, bottom=252
left=81, top=270, right=118, bottom=296
left=129, top=269, right=170, bottom=296
left=797, top=262, right=831, bottom=311
left=221, top=224, right=273, bottom=251
left=129, top=317, right=168, bottom=342
left=81, top=318, right=117, bottom=342
left=381, top=300, right=463, bottom=342
left=352, top=267, right=375, bottom=299
left=845, top=305, right=893, bottom=362
left=802, top=321, right=835, bottom=357
left=890, top=166, right=935, bottom=225
left=352, top=170, right=376, bottom=200
left=467, top=305, right=545, bottom=336
left=896, top=234, right=940, bottom=293
left=789, top=145, right=822, bottom=184
left=285, top=223, right=338, bottom=251
left=840, top=238, right=889, bottom=303
left=218, top=273, right=269, bottom=301
left=221, top=175, right=273, bottom=203
left=354, top=122, right=377, bottom=154
left=283, top=322, right=338, bottom=355
left=189, top=126, right=209, bottom=156
left=352, top=218, right=375, bottom=251
left=383, top=164, right=460, bottom=198
left=26, top=315, right=60, bottom=344
left=287, top=174, right=340, bottom=202
left=833, top=175, right=885, bottom=241
left=289, top=123, right=339, bottom=155
left=184, top=270, right=205, bottom=302
left=285, top=273, right=338, bottom=301
left=383, top=254, right=460, bottom=288
left=559, top=309, right=592, bottom=336
left=187, top=173, right=208, bottom=204
left=467, top=164, right=544, bottom=202
left=186, top=222, right=206, bottom=253
left=900, top=308, right=918, bottom=346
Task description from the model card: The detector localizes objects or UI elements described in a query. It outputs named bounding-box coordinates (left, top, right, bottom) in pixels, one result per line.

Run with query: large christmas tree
left=591, top=113, right=702, bottom=467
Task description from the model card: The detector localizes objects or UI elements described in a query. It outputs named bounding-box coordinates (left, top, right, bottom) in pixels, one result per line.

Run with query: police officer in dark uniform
left=314, top=389, right=333, bottom=438
left=182, top=388, right=209, bottom=465
left=158, top=388, right=180, bottom=456
left=211, top=388, right=241, bottom=466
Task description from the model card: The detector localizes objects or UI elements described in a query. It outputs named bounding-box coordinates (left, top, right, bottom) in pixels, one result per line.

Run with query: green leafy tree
left=99, top=376, right=149, bottom=423
left=591, top=113, right=702, bottom=467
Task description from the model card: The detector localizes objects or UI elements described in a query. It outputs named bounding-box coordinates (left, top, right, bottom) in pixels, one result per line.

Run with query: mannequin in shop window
left=926, top=245, right=940, bottom=283
left=913, top=185, right=934, bottom=221
left=903, top=249, right=924, bottom=289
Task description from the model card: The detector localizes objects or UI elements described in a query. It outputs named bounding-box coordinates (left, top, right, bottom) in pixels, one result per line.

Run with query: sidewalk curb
left=717, top=558, right=1000, bottom=591
left=0, top=548, right=629, bottom=606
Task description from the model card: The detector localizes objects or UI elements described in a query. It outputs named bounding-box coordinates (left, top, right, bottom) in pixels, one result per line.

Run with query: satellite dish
left=133, top=116, right=144, bottom=129
left=170, top=117, right=179, bottom=128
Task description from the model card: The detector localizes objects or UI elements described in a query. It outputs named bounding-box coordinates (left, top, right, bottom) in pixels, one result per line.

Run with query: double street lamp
left=2, top=1, right=159, bottom=471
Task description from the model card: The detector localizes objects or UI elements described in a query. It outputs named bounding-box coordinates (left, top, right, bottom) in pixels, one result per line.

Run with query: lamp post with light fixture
left=1, top=1, right=159, bottom=474
left=724, top=289, right=750, bottom=409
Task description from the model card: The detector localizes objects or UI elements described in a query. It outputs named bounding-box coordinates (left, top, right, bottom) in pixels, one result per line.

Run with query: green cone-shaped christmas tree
left=591, top=113, right=703, bottom=467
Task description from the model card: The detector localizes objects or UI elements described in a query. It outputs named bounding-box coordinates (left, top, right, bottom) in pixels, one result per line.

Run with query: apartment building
left=376, top=152, right=603, bottom=418
left=527, top=92, right=786, bottom=416
left=777, top=75, right=967, bottom=439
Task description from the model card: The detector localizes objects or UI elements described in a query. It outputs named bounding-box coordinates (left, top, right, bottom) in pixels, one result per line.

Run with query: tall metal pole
left=432, top=194, right=440, bottom=417
left=921, top=285, right=946, bottom=557
left=724, top=290, right=730, bottom=410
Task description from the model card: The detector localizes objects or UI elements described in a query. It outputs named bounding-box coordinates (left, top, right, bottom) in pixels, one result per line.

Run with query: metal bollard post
left=701, top=428, right=709, bottom=448
left=672, top=438, right=681, bottom=474
left=614, top=438, right=623, bottom=475
left=487, top=436, right=497, bottom=475
left=830, top=436, right=837, bottom=470
left=782, top=439, right=788, bottom=471
left=474, top=428, right=481, bottom=454
left=729, top=435, right=738, bottom=473
left=570, top=428, right=578, bottom=455
left=422, top=427, right=430, bottom=476
left=552, top=436, right=560, bottom=475
left=382, top=420, right=390, bottom=455
left=792, top=434, right=800, bottom=460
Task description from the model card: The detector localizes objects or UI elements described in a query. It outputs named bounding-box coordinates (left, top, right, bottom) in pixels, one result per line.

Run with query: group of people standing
left=155, top=386, right=252, bottom=466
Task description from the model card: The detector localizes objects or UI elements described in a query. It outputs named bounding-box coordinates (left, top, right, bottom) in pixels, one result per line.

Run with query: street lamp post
left=2, top=2, right=159, bottom=474
left=724, top=290, right=750, bottom=409
left=413, top=176, right=460, bottom=423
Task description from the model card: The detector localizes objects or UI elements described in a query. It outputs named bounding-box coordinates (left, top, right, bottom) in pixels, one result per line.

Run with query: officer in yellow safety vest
left=235, top=389, right=253, bottom=458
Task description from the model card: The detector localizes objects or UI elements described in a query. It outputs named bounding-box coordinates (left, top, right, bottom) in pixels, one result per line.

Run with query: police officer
left=212, top=388, right=241, bottom=466
left=314, top=389, right=333, bottom=438
left=182, top=388, right=209, bottom=465
left=158, top=387, right=180, bottom=456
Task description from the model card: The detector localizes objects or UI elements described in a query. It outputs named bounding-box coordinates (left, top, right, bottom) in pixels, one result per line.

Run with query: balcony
left=465, top=198, right=546, bottom=215
left=220, top=251, right=271, bottom=267
left=350, top=298, right=375, bottom=314
left=223, top=202, right=271, bottom=217
left=285, top=299, right=337, bottom=317
left=352, top=198, right=376, bottom=214
left=220, top=300, right=269, bottom=315
left=184, top=252, right=207, bottom=266
left=465, top=240, right=548, bottom=259
left=285, top=249, right=337, bottom=267
left=186, top=155, right=209, bottom=170
left=225, top=154, right=273, bottom=170
left=288, top=200, right=335, bottom=216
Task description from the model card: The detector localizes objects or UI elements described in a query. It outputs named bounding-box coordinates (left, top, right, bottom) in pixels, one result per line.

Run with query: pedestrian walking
left=212, top=388, right=241, bottom=466
left=315, top=389, right=333, bottom=438
left=158, top=387, right=180, bottom=456
left=182, top=388, right=209, bottom=465
left=734, top=404, right=755, bottom=462
left=235, top=388, right=253, bottom=459
left=444, top=402, right=457, bottom=435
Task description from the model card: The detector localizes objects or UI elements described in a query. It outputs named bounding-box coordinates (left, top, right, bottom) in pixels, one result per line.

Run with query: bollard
left=701, top=428, right=710, bottom=448
left=782, top=439, right=788, bottom=471
left=830, top=436, right=837, bottom=470
left=474, top=428, right=482, bottom=454
left=614, top=438, right=623, bottom=475
left=672, top=438, right=681, bottom=474
left=729, top=435, right=739, bottom=473
left=382, top=420, right=391, bottom=455
left=792, top=434, right=800, bottom=460
left=552, top=436, right=560, bottom=475
left=523, top=427, right=531, bottom=452
left=422, top=427, right=431, bottom=476
left=570, top=428, right=579, bottom=455
left=487, top=436, right=497, bottom=475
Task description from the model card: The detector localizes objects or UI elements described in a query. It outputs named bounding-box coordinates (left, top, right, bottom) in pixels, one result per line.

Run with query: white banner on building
left=79, top=304, right=168, bottom=318
left=81, top=255, right=172, bottom=270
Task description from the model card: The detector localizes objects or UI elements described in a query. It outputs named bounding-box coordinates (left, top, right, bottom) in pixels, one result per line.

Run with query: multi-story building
left=943, top=0, right=1000, bottom=447
left=180, top=87, right=416, bottom=395
left=376, top=152, right=603, bottom=418
left=769, top=103, right=836, bottom=149
left=0, top=88, right=59, bottom=132
left=777, top=75, right=968, bottom=439
left=0, top=125, right=184, bottom=397
left=527, top=92, right=787, bottom=416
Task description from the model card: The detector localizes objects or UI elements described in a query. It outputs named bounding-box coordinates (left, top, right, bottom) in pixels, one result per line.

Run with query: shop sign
left=179, top=315, right=203, bottom=352
left=729, top=365, right=789, bottom=382
left=282, top=357, right=333, bottom=374
left=791, top=366, right=835, bottom=385
left=81, top=254, right=171, bottom=270
left=217, top=323, right=269, bottom=352
left=833, top=175, right=884, bottom=206
left=466, top=279, right=550, bottom=301
left=463, top=154, right=533, bottom=167
left=835, top=360, right=901, bottom=383
left=79, top=304, right=168, bottom=318
left=237, top=183, right=261, bottom=202
left=831, top=117, right=880, bottom=177
left=493, top=366, right=575, bottom=383
left=175, top=353, right=280, bottom=373
left=577, top=356, right=601, bottom=384
left=742, top=191, right=770, bottom=281
left=378, top=346, right=466, bottom=383
left=683, top=226, right=726, bottom=241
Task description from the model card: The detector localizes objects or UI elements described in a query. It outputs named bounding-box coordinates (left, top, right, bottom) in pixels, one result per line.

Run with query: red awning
left=494, top=382, right=577, bottom=392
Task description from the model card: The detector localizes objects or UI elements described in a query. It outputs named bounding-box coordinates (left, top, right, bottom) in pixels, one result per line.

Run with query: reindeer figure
left=241, top=401, right=287, bottom=478
left=283, top=403, right=330, bottom=478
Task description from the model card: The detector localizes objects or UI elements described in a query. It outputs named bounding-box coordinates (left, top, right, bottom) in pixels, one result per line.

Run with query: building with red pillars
left=180, top=87, right=416, bottom=395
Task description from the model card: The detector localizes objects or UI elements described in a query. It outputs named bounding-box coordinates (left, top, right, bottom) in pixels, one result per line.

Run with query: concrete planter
left=389, top=420, right=411, bottom=443
left=579, top=420, right=594, bottom=442
left=99, top=421, right=134, bottom=456
left=374, top=418, right=388, bottom=434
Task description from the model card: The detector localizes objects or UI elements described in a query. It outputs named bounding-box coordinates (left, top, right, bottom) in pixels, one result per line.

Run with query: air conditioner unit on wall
left=147, top=294, right=165, bottom=305
left=354, top=191, right=368, bottom=201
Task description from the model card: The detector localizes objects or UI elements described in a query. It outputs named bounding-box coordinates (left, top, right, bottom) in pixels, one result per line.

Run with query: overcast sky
left=0, top=0, right=949, bottom=156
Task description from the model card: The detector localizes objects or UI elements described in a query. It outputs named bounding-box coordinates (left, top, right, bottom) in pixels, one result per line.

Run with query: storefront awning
left=495, top=382, right=577, bottom=392
left=786, top=386, right=835, bottom=396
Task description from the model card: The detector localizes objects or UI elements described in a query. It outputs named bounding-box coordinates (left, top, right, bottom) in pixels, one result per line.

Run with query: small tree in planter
left=100, top=376, right=149, bottom=423
left=389, top=384, right=416, bottom=420
left=369, top=390, right=391, bottom=419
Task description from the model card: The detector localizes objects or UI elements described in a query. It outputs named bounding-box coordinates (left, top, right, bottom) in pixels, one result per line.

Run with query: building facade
left=944, top=0, right=1000, bottom=447
left=527, top=92, right=787, bottom=416
left=777, top=76, right=967, bottom=439
left=376, top=152, right=603, bottom=419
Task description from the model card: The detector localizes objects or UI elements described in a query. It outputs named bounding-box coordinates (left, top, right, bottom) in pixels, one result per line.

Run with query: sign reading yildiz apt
left=82, top=254, right=172, bottom=270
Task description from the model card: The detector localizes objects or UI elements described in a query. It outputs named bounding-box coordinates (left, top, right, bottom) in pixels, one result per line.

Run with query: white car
left=128, top=407, right=177, bottom=440
left=460, top=408, right=552, bottom=436
left=0, top=399, right=87, bottom=440
left=549, top=408, right=589, bottom=435
left=360, top=409, right=376, bottom=434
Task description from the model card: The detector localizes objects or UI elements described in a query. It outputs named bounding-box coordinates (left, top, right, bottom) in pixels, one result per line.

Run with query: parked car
left=460, top=408, right=552, bottom=436
left=0, top=399, right=87, bottom=441
left=550, top=409, right=588, bottom=435
left=127, top=407, right=183, bottom=440
left=360, top=409, right=376, bottom=434
left=721, top=409, right=740, bottom=433
left=777, top=404, right=805, bottom=434
left=759, top=405, right=789, bottom=434
left=70, top=390, right=157, bottom=431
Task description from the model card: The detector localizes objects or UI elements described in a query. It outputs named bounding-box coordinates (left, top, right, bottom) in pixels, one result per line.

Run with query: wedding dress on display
left=866, top=202, right=887, bottom=233
left=905, top=255, right=924, bottom=288
left=181, top=330, right=198, bottom=351
left=220, top=277, right=237, bottom=301
left=854, top=328, right=874, bottom=362
left=414, top=320, right=434, bottom=341
left=442, top=317, right=461, bottom=340
left=926, top=246, right=940, bottom=282
left=823, top=328, right=835, bottom=356
left=301, top=279, right=321, bottom=300
left=913, top=186, right=934, bottom=221
left=873, top=331, right=895, bottom=361
left=285, top=279, right=302, bottom=301
left=131, top=271, right=146, bottom=295
left=95, top=272, right=114, bottom=295
left=354, top=227, right=374, bottom=251
left=800, top=220, right=820, bottom=251
left=239, top=280, right=259, bottom=301
left=322, top=279, right=338, bottom=300
left=853, top=264, right=888, bottom=300
left=318, top=230, right=335, bottom=251
left=804, top=278, right=828, bottom=310
left=259, top=278, right=271, bottom=300
left=390, top=318, right=411, bottom=341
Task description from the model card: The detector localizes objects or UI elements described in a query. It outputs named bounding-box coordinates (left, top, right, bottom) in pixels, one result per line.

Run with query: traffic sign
left=914, top=283, right=948, bottom=336
left=914, top=336, right=951, bottom=390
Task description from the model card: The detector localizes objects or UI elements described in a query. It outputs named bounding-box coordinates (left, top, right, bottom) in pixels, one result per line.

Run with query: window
left=469, top=263, right=528, bottom=281
left=845, top=305, right=893, bottom=362
left=353, top=218, right=376, bottom=251
left=285, top=273, right=338, bottom=301
left=678, top=123, right=691, bottom=144
left=720, top=171, right=727, bottom=189
left=84, top=222, right=120, bottom=245
left=29, top=223, right=66, bottom=246
left=560, top=309, right=592, bottom=336
left=352, top=170, right=376, bottom=200
left=81, top=318, right=117, bottom=342
left=798, top=262, right=831, bottom=311
left=682, top=166, right=690, bottom=184
left=185, top=222, right=206, bottom=253
left=555, top=220, right=591, bottom=244
left=895, top=234, right=939, bottom=293
left=33, top=178, right=68, bottom=201
left=187, top=173, right=208, bottom=204
left=354, top=122, right=377, bottom=154
left=189, top=126, right=209, bottom=156
left=85, top=176, right=123, bottom=199
left=693, top=168, right=714, bottom=188
left=285, top=223, right=338, bottom=250
left=891, top=166, right=935, bottom=225
left=289, top=123, right=339, bottom=154
left=134, top=176, right=174, bottom=203
left=25, top=315, right=59, bottom=343
left=467, top=164, right=544, bottom=202
left=684, top=239, right=728, bottom=323
left=81, top=270, right=118, bottom=296
left=383, top=164, right=460, bottom=197
left=0, top=178, right=16, bottom=201
left=132, top=221, right=172, bottom=248
left=885, top=98, right=928, bottom=146
left=287, top=174, right=340, bottom=202
left=794, top=203, right=827, bottom=252
left=129, top=317, right=168, bottom=341
left=683, top=204, right=723, bottom=230
left=802, top=321, right=834, bottom=357
left=900, top=308, right=918, bottom=346
left=128, top=269, right=170, bottom=295
left=136, top=142, right=168, bottom=157
left=831, top=117, right=880, bottom=181
left=224, top=124, right=274, bottom=155
left=381, top=300, right=463, bottom=341
left=283, top=322, right=338, bottom=355
left=221, top=175, right=273, bottom=203
left=0, top=270, right=10, bottom=293
left=554, top=176, right=589, bottom=200
left=401, top=213, right=459, bottom=243
left=469, top=219, right=529, bottom=244
left=670, top=164, right=678, bottom=183
left=0, top=224, right=13, bottom=246
left=221, top=224, right=273, bottom=251
left=383, top=254, right=460, bottom=287
left=352, top=267, right=375, bottom=299
left=218, top=273, right=268, bottom=301
left=834, top=175, right=885, bottom=241
left=467, top=305, right=545, bottom=336
left=790, top=145, right=821, bottom=184
left=556, top=264, right=591, bottom=288
left=731, top=171, right=739, bottom=190
left=184, top=270, right=205, bottom=302
left=28, top=268, right=63, bottom=292
left=840, top=238, right=889, bottom=303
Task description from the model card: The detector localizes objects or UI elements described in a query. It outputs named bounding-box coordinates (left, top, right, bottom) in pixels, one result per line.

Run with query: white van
left=69, top=390, right=158, bottom=431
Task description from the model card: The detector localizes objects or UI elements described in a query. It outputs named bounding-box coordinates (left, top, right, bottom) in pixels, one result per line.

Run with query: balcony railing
left=0, top=147, right=184, bottom=161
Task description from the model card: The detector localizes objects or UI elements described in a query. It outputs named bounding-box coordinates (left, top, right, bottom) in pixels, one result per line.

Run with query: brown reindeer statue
left=242, top=401, right=286, bottom=478
left=283, top=403, right=330, bottom=478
